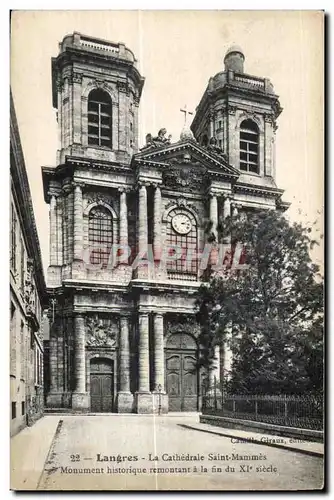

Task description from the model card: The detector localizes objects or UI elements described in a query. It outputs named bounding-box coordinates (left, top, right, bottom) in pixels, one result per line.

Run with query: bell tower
left=52, top=32, right=145, bottom=164
left=191, top=45, right=282, bottom=182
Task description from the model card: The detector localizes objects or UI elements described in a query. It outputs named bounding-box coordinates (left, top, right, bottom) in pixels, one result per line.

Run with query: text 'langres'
left=97, top=453, right=268, bottom=462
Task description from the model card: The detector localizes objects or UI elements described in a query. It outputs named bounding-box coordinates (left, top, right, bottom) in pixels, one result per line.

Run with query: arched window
left=166, top=208, right=198, bottom=280
left=239, top=119, right=259, bottom=173
left=88, top=89, right=112, bottom=148
left=88, top=206, right=113, bottom=268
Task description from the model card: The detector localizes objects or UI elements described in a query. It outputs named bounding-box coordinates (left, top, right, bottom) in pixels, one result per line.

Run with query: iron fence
left=202, top=391, right=323, bottom=431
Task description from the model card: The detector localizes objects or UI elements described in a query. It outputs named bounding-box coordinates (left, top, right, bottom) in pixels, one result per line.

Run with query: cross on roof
left=180, top=105, right=194, bottom=125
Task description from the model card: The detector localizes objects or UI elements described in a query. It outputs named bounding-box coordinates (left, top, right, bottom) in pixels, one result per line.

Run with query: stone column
left=56, top=79, right=63, bottom=163
left=138, top=313, right=150, bottom=393
left=73, top=183, right=83, bottom=261
left=56, top=196, right=63, bottom=266
left=223, top=195, right=231, bottom=244
left=152, top=313, right=168, bottom=414
left=153, top=313, right=164, bottom=391
left=209, top=110, right=214, bottom=138
left=72, top=314, right=89, bottom=410
left=46, top=313, right=63, bottom=408
left=153, top=184, right=162, bottom=260
left=119, top=189, right=128, bottom=248
left=119, top=316, right=130, bottom=392
left=133, top=96, right=140, bottom=152
left=49, top=194, right=57, bottom=266
left=117, top=315, right=133, bottom=412
left=118, top=82, right=127, bottom=150
left=49, top=336, right=58, bottom=393
left=209, top=193, right=218, bottom=239
left=63, top=77, right=70, bottom=149
left=72, top=72, right=82, bottom=144
left=138, top=183, right=148, bottom=256
left=227, top=106, right=237, bottom=166
left=135, top=312, right=152, bottom=413
left=62, top=191, right=68, bottom=264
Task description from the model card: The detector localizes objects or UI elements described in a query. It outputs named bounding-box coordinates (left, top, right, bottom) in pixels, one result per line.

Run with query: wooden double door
left=90, top=359, right=114, bottom=412
left=165, top=333, right=198, bottom=412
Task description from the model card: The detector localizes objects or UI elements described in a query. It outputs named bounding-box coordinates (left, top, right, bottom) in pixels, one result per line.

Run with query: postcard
left=10, top=10, right=324, bottom=491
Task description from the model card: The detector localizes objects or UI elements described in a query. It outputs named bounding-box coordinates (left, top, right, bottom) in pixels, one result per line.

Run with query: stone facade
left=42, top=35, right=288, bottom=413
left=10, top=91, right=48, bottom=435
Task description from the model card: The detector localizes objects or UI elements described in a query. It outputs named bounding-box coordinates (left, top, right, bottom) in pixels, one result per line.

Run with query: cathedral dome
left=225, top=45, right=244, bottom=58
left=224, top=45, right=245, bottom=73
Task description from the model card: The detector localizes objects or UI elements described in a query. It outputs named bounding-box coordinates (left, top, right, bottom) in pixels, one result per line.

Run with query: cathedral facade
left=42, top=33, right=287, bottom=413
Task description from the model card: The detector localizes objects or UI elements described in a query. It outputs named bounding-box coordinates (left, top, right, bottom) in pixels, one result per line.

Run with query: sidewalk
left=10, top=416, right=60, bottom=490
left=180, top=422, right=324, bottom=457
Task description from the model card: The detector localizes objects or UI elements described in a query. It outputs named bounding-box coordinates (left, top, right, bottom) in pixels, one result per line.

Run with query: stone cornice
left=135, top=158, right=169, bottom=169
left=192, top=80, right=282, bottom=132
left=52, top=47, right=145, bottom=108
left=42, top=156, right=133, bottom=203
left=10, top=91, right=48, bottom=306
left=130, top=279, right=200, bottom=294
left=235, top=182, right=284, bottom=199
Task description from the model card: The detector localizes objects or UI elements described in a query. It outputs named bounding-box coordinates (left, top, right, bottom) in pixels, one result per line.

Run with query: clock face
left=172, top=214, right=192, bottom=235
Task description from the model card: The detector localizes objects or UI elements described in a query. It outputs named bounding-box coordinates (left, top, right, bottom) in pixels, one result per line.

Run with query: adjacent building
left=42, top=33, right=287, bottom=414
left=10, top=91, right=48, bottom=435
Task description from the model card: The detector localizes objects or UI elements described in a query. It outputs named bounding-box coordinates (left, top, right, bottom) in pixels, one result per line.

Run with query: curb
left=36, top=419, right=63, bottom=490
left=179, top=424, right=324, bottom=458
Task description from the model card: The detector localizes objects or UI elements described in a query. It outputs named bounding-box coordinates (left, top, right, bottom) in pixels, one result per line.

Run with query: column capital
left=207, top=190, right=218, bottom=198
left=48, top=189, right=61, bottom=199
left=118, top=186, right=132, bottom=194
left=119, top=311, right=132, bottom=318
left=227, top=105, right=237, bottom=115
left=153, top=312, right=164, bottom=319
left=120, top=315, right=130, bottom=326
left=137, top=180, right=151, bottom=189
left=72, top=71, right=83, bottom=84
left=72, top=181, right=85, bottom=190
left=117, top=81, right=129, bottom=94
left=208, top=109, right=215, bottom=120
left=62, top=184, right=73, bottom=195
left=138, top=310, right=149, bottom=317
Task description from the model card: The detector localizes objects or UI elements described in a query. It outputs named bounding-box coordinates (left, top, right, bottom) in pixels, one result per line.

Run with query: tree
left=195, top=210, right=324, bottom=395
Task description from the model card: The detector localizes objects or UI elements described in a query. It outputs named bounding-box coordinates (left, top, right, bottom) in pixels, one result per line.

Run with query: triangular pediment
left=133, top=139, right=240, bottom=179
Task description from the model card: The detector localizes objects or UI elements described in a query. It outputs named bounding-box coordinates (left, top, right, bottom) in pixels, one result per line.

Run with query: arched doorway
left=90, top=358, right=114, bottom=412
left=165, top=333, right=199, bottom=411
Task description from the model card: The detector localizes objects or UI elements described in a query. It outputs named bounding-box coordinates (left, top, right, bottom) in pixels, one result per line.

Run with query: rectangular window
left=11, top=203, right=17, bottom=272
left=12, top=402, right=16, bottom=420
left=21, top=401, right=25, bottom=415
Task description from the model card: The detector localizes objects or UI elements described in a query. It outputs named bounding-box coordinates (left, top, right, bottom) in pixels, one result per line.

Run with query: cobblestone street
left=11, top=415, right=324, bottom=491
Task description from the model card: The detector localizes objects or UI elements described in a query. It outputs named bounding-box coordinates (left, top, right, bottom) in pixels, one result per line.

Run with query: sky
left=10, top=10, right=324, bottom=273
